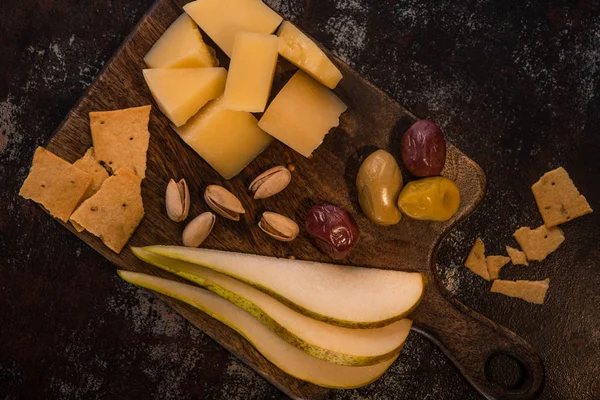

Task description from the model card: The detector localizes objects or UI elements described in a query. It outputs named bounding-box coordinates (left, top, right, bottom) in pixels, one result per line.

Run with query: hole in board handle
left=485, top=351, right=528, bottom=391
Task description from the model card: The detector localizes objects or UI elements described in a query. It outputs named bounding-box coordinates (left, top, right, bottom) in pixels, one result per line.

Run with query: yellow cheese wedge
left=144, top=13, right=218, bottom=69
left=173, top=97, right=273, bottom=179
left=277, top=21, right=342, bottom=89
left=183, top=0, right=283, bottom=57
left=223, top=33, right=278, bottom=112
left=258, top=71, right=347, bottom=157
left=143, top=68, right=226, bottom=127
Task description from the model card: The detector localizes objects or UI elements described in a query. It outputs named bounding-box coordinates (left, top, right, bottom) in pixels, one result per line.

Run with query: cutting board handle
left=411, top=275, right=545, bottom=400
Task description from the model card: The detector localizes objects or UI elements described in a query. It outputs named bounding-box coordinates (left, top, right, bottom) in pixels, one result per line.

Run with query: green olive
left=397, top=176, right=461, bottom=221
left=356, top=149, right=403, bottom=226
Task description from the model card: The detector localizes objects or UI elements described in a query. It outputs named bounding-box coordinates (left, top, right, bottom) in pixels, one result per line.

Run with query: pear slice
left=118, top=270, right=398, bottom=388
left=140, top=246, right=426, bottom=328
left=133, top=248, right=412, bottom=366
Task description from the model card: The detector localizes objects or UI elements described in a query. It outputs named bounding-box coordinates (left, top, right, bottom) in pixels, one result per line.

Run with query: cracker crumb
left=491, top=279, right=550, bottom=304
left=506, top=245, right=528, bottom=266
left=464, top=238, right=489, bottom=280
left=486, top=255, right=510, bottom=280
left=513, top=225, right=564, bottom=261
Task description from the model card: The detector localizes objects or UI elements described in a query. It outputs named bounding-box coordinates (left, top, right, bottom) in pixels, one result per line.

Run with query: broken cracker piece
left=71, top=220, right=85, bottom=233
left=19, top=147, right=92, bottom=223
left=506, top=245, right=528, bottom=266
left=532, top=167, right=592, bottom=227
left=72, top=148, right=110, bottom=232
left=513, top=225, right=564, bottom=261
left=70, top=168, right=144, bottom=253
left=486, top=256, right=510, bottom=280
left=491, top=279, right=550, bottom=304
left=73, top=148, right=109, bottom=200
left=90, top=105, right=151, bottom=178
left=464, top=238, right=490, bottom=280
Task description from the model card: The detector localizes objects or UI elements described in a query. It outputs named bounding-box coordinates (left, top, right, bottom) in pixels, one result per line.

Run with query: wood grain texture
left=44, top=0, right=542, bottom=399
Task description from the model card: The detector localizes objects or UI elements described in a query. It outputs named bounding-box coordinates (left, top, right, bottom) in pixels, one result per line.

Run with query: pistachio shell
left=249, top=166, right=292, bottom=199
left=204, top=185, right=245, bottom=221
left=182, top=212, right=216, bottom=247
left=258, top=212, right=299, bottom=242
left=165, top=178, right=190, bottom=222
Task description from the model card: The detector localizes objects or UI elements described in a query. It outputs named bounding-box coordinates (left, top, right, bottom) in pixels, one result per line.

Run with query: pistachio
left=165, top=178, right=190, bottom=222
left=258, top=212, right=299, bottom=242
left=249, top=166, right=292, bottom=199
left=204, top=185, right=245, bottom=221
left=182, top=212, right=216, bottom=247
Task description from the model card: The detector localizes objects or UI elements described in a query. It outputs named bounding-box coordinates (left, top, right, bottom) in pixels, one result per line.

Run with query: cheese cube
left=277, top=21, right=342, bottom=89
left=173, top=97, right=273, bottom=179
left=143, top=68, right=226, bottom=127
left=184, top=0, right=282, bottom=57
left=223, top=33, right=278, bottom=112
left=258, top=71, right=347, bottom=157
left=144, top=14, right=218, bottom=69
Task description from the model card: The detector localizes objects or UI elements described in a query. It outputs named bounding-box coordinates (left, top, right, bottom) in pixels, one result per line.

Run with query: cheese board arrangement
left=17, top=0, right=549, bottom=398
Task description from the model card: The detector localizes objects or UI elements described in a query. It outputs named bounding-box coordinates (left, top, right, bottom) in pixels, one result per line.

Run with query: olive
left=401, top=120, right=446, bottom=177
left=397, top=176, right=460, bottom=222
left=356, top=149, right=403, bottom=226
left=305, top=203, right=360, bottom=260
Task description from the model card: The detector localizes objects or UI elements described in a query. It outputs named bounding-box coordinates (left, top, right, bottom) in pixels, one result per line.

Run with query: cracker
left=513, top=225, right=564, bottom=261
left=464, top=238, right=490, bottom=280
left=531, top=167, right=592, bottom=227
left=70, top=168, right=144, bottom=253
left=506, top=246, right=528, bottom=266
left=73, top=148, right=109, bottom=200
left=491, top=279, right=550, bottom=304
left=90, top=105, right=151, bottom=178
left=19, top=147, right=92, bottom=223
left=71, top=220, right=85, bottom=233
left=486, top=256, right=510, bottom=280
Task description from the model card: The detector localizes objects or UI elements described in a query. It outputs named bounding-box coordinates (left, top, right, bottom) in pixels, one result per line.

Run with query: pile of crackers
left=19, top=105, right=152, bottom=253
left=464, top=167, right=593, bottom=304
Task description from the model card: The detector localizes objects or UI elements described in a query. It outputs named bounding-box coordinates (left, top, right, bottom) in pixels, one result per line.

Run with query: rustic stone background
left=1, top=0, right=599, bottom=399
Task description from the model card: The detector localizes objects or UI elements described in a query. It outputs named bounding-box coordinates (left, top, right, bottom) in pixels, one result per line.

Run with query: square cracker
left=486, top=256, right=510, bottom=280
left=513, top=225, right=564, bottom=261
left=506, top=246, right=528, bottom=266
left=19, top=147, right=92, bottom=223
left=70, top=168, right=144, bottom=253
left=532, top=167, right=592, bottom=227
left=464, top=238, right=490, bottom=280
left=491, top=279, right=549, bottom=304
left=90, top=105, right=151, bottom=178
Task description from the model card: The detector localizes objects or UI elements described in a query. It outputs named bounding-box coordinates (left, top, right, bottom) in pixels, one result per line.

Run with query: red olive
left=401, top=120, right=446, bottom=177
left=305, top=203, right=360, bottom=260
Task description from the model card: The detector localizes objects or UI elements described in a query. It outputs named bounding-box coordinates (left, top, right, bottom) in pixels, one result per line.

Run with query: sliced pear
left=140, top=246, right=426, bottom=328
left=133, top=248, right=412, bottom=366
left=118, top=270, right=398, bottom=388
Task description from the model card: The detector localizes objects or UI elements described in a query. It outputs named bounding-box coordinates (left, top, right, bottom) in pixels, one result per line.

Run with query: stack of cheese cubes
left=142, top=0, right=347, bottom=179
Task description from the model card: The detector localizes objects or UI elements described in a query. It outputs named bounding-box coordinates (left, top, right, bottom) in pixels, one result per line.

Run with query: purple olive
left=401, top=120, right=446, bottom=177
left=305, top=203, right=360, bottom=260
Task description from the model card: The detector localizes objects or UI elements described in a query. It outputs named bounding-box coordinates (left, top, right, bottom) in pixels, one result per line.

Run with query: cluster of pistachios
left=165, top=165, right=298, bottom=247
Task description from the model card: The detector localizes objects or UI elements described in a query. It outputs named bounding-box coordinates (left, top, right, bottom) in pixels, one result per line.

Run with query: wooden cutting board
left=44, top=0, right=544, bottom=399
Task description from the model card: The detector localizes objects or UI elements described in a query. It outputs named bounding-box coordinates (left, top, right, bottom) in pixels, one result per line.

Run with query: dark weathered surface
left=0, top=0, right=598, bottom=400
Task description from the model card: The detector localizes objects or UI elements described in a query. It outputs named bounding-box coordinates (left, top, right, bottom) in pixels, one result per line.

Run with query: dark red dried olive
left=305, top=203, right=360, bottom=260
left=401, top=120, right=446, bottom=177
